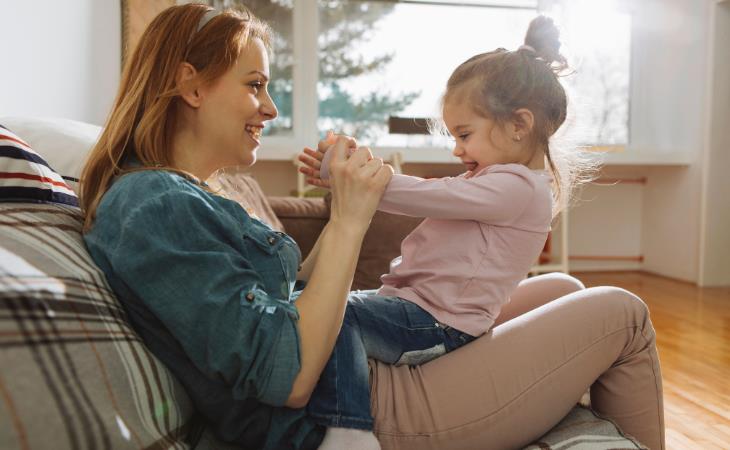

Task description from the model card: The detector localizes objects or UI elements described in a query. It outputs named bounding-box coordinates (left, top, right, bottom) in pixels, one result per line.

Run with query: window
left=212, top=0, right=631, bottom=158
left=548, top=1, right=631, bottom=146
left=317, top=0, right=538, bottom=147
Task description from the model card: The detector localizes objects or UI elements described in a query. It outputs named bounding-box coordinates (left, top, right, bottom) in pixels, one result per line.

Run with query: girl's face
left=443, top=98, right=522, bottom=176
left=197, top=37, right=277, bottom=169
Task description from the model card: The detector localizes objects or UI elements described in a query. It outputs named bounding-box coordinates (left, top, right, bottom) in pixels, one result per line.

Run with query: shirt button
left=267, top=236, right=276, bottom=245
left=245, top=292, right=255, bottom=302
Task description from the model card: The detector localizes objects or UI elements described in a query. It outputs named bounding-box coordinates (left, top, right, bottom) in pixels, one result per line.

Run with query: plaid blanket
left=0, top=203, right=645, bottom=449
left=0, top=204, right=195, bottom=449
left=524, top=406, right=646, bottom=450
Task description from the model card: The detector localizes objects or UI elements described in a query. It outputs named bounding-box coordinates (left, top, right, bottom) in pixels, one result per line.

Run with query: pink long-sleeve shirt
left=374, top=164, right=553, bottom=336
left=319, top=152, right=553, bottom=336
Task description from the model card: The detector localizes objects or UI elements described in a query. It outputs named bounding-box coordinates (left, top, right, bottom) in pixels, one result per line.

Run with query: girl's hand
left=327, top=136, right=393, bottom=233
left=298, top=146, right=329, bottom=188
left=298, top=131, right=339, bottom=188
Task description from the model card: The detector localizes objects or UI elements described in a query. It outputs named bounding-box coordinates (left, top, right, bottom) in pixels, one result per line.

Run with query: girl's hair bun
left=524, top=15, right=568, bottom=73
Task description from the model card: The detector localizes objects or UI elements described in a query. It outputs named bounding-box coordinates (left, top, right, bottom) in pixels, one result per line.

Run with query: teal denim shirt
left=84, top=169, right=324, bottom=449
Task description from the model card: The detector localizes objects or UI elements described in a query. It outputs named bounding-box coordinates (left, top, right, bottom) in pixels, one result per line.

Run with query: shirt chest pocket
left=244, top=227, right=301, bottom=299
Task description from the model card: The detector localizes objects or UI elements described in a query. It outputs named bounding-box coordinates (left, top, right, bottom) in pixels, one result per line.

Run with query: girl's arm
left=376, top=170, right=535, bottom=222
left=299, top=144, right=537, bottom=223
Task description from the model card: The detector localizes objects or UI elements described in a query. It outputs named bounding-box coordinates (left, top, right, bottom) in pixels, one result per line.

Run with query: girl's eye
left=459, top=133, right=470, bottom=141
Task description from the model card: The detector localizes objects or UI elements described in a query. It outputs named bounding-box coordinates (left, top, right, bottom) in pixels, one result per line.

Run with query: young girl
left=299, top=15, right=585, bottom=450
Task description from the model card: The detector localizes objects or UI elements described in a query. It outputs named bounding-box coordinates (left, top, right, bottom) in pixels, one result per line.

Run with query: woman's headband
left=196, top=9, right=221, bottom=33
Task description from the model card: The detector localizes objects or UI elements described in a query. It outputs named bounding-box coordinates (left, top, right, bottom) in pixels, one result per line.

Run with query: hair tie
left=518, top=44, right=536, bottom=53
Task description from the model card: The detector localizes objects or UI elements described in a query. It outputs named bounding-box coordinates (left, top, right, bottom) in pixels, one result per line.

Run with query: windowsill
left=597, top=149, right=693, bottom=166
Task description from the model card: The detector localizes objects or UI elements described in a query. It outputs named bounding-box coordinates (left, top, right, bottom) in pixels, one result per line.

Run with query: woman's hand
left=327, top=136, right=393, bottom=233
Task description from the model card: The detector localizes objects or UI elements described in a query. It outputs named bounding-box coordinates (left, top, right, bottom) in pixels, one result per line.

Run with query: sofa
left=0, top=117, right=646, bottom=449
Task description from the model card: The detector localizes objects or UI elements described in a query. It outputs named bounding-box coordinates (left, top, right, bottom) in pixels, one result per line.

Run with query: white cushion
left=0, top=117, right=101, bottom=189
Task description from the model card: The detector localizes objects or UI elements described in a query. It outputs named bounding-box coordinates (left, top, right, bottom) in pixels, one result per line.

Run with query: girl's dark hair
left=443, top=15, right=598, bottom=215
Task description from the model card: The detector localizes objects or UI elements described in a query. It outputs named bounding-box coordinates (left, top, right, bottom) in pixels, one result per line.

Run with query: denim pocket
left=400, top=299, right=442, bottom=330
left=245, top=224, right=301, bottom=298
left=442, top=326, right=477, bottom=352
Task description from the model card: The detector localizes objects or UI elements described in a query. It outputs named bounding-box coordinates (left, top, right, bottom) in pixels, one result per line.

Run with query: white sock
left=318, top=427, right=381, bottom=450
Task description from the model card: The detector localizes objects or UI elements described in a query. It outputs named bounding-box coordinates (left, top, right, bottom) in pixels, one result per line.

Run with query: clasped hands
left=297, top=131, right=391, bottom=189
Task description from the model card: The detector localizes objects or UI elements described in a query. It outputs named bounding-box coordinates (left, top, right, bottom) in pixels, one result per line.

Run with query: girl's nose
left=452, top=145, right=463, bottom=157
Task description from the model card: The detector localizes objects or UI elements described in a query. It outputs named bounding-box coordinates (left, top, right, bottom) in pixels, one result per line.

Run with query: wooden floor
left=574, top=271, right=730, bottom=450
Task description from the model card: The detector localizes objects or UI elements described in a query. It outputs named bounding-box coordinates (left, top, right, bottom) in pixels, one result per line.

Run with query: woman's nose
left=261, top=92, right=278, bottom=120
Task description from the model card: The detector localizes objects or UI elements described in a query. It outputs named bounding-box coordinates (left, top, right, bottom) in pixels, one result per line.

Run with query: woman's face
left=198, top=37, right=277, bottom=169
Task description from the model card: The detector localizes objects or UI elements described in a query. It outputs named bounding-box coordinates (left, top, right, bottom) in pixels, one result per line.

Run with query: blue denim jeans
left=306, top=291, right=477, bottom=430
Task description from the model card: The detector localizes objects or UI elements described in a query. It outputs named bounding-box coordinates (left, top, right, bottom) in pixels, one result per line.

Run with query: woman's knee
left=583, top=286, right=652, bottom=332
left=513, top=272, right=586, bottom=302
left=537, top=272, right=586, bottom=292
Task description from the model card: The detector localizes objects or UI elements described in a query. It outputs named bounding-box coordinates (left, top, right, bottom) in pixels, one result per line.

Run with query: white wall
left=637, top=0, right=711, bottom=283
left=0, top=0, right=121, bottom=125
left=568, top=168, right=644, bottom=272
left=699, top=0, right=730, bottom=286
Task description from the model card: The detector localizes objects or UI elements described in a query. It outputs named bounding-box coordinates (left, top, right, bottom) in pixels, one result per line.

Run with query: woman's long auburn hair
left=80, top=3, right=271, bottom=231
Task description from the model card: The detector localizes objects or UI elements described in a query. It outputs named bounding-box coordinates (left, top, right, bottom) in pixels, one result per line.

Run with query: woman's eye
left=248, top=82, right=263, bottom=93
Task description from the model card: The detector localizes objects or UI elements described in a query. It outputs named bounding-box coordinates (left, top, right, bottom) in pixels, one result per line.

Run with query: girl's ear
left=176, top=62, right=204, bottom=108
left=510, top=108, right=535, bottom=141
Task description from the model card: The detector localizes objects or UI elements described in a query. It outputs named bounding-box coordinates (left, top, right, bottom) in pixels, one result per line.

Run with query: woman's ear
left=510, top=108, right=535, bottom=141
left=176, top=62, right=203, bottom=108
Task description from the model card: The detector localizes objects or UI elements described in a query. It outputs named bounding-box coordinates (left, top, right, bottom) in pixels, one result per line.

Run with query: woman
left=80, top=5, right=664, bottom=450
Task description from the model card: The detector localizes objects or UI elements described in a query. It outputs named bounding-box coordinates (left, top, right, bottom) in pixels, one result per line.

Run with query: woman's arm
left=296, top=222, right=328, bottom=283
left=295, top=133, right=346, bottom=284
left=285, top=137, right=393, bottom=408
left=284, top=220, right=364, bottom=407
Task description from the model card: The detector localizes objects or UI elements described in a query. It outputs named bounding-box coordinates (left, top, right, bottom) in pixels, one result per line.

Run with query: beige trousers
left=369, top=273, right=664, bottom=450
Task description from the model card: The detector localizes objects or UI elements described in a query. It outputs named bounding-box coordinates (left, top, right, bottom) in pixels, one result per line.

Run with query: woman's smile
left=245, top=123, right=264, bottom=145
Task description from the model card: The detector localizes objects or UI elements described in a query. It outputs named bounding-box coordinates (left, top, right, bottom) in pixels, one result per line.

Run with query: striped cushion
left=0, top=125, right=78, bottom=207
